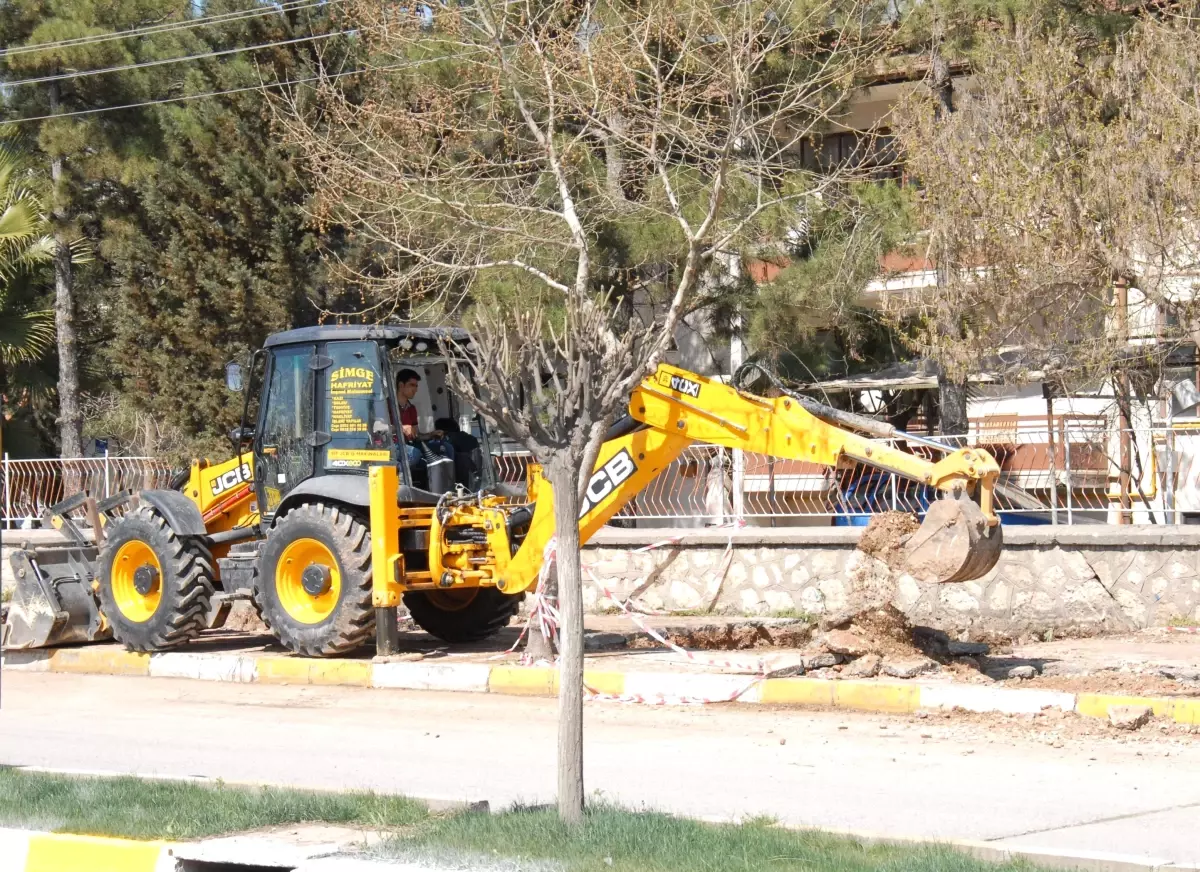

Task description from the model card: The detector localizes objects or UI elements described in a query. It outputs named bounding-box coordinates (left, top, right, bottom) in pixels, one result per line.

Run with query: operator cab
left=231, top=324, right=499, bottom=522
left=389, top=341, right=490, bottom=495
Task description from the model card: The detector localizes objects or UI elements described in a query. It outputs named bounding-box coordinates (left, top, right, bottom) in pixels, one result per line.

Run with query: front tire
left=254, top=502, right=374, bottom=656
left=404, top=587, right=521, bottom=644
left=97, top=506, right=214, bottom=652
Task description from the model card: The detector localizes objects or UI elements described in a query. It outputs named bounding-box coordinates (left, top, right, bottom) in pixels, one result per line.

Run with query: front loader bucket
left=2, top=545, right=109, bottom=650
left=901, top=493, right=1003, bottom=584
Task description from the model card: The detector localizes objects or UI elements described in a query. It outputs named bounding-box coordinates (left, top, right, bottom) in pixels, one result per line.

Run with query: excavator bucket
left=3, top=544, right=109, bottom=649
left=901, top=492, right=1003, bottom=584
left=1, top=492, right=117, bottom=650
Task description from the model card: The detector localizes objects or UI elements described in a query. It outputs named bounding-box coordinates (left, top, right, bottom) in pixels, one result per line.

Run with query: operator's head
left=396, top=368, right=421, bottom=402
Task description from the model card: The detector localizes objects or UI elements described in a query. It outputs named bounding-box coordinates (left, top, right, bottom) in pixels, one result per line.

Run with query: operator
left=395, top=369, right=455, bottom=468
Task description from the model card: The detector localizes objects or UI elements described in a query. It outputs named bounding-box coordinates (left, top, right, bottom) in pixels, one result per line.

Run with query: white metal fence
left=1, top=453, right=176, bottom=528
left=8, top=424, right=1200, bottom=528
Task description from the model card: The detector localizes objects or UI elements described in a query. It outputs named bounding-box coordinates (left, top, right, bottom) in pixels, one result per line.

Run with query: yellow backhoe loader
left=3, top=325, right=1002, bottom=655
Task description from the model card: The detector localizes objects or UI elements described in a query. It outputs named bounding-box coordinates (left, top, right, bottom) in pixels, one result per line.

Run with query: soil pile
left=857, top=511, right=919, bottom=570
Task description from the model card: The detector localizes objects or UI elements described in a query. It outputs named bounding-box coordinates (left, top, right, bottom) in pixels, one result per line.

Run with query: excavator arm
left=634, top=365, right=999, bottom=511
left=495, top=364, right=1002, bottom=595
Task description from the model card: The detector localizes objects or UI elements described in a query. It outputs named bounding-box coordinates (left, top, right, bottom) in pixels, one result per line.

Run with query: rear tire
left=404, top=587, right=521, bottom=643
left=254, top=502, right=375, bottom=656
left=97, top=506, right=214, bottom=652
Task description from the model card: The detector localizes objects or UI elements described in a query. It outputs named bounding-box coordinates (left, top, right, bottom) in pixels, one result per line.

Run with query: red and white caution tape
left=589, top=573, right=775, bottom=675
left=498, top=521, right=773, bottom=704
left=605, top=520, right=744, bottom=617
left=491, top=538, right=560, bottom=663
left=632, top=533, right=686, bottom=554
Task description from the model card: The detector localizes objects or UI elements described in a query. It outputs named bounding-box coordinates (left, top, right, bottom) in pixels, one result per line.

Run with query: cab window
left=322, top=341, right=394, bottom=472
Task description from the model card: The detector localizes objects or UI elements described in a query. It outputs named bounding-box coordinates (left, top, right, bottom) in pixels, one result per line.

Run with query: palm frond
left=7, top=357, right=58, bottom=405
left=0, top=201, right=41, bottom=241
left=0, top=308, right=54, bottom=365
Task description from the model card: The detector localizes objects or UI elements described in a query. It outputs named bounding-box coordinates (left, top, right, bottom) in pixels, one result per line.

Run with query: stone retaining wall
left=582, top=527, right=1200, bottom=639
left=7, top=526, right=1200, bottom=639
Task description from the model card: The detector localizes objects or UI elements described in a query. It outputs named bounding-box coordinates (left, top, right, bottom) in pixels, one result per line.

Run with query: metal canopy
left=264, top=324, right=472, bottom=348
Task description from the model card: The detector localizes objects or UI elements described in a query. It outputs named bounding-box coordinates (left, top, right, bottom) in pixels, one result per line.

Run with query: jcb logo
left=211, top=462, right=252, bottom=497
left=669, top=375, right=701, bottom=398
left=579, top=450, right=637, bottom=520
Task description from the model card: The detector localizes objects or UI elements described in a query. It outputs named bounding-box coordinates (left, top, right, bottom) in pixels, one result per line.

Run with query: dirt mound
left=857, top=511, right=920, bottom=570
left=815, top=604, right=949, bottom=664
left=843, top=605, right=924, bottom=659
left=1015, top=672, right=1200, bottom=698
left=222, top=601, right=268, bottom=634
left=625, top=620, right=815, bottom=651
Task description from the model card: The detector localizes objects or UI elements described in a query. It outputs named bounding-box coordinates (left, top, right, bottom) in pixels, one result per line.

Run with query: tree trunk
left=937, top=375, right=970, bottom=438
left=48, top=82, right=83, bottom=461
left=929, top=38, right=964, bottom=438
left=930, top=40, right=954, bottom=118
left=546, top=455, right=585, bottom=825
left=1115, top=277, right=1132, bottom=524
left=603, top=111, right=628, bottom=208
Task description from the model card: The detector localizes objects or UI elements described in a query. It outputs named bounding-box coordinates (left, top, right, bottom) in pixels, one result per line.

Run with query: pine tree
left=0, top=0, right=198, bottom=457
left=103, top=0, right=364, bottom=458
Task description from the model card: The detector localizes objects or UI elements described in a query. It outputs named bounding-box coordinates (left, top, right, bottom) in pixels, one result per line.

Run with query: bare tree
left=281, top=0, right=890, bottom=822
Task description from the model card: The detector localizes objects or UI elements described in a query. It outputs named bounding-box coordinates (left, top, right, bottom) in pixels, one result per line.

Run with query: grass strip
left=385, top=804, right=1043, bottom=872
left=0, top=770, right=1047, bottom=870
left=0, top=768, right=427, bottom=840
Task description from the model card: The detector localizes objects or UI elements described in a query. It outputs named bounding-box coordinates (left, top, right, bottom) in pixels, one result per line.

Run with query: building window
left=801, top=130, right=904, bottom=182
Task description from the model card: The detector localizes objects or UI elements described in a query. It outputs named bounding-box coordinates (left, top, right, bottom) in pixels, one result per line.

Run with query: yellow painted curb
left=758, top=678, right=835, bottom=707
left=24, top=832, right=169, bottom=872
left=834, top=682, right=921, bottom=714
left=48, top=648, right=150, bottom=677
left=488, top=666, right=557, bottom=695
left=757, top=678, right=921, bottom=713
left=1076, top=692, right=1200, bottom=725
left=1168, top=698, right=1200, bottom=724
left=256, top=657, right=372, bottom=687
left=583, top=670, right=625, bottom=696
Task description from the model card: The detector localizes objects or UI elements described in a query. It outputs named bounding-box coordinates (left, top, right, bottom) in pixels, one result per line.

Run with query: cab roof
left=263, top=324, right=472, bottom=349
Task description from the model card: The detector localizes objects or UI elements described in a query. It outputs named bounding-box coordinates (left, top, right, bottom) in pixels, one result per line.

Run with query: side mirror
left=230, top=425, right=255, bottom=445
left=225, top=361, right=243, bottom=392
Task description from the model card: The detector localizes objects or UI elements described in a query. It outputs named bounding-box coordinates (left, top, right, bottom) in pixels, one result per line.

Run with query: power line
left=3, top=0, right=810, bottom=89
left=2, top=29, right=355, bottom=88
left=0, top=0, right=341, bottom=60
left=1, top=3, right=860, bottom=123
left=0, top=56, right=464, bottom=126
left=0, top=69, right=351, bottom=126
left=2, top=0, right=787, bottom=63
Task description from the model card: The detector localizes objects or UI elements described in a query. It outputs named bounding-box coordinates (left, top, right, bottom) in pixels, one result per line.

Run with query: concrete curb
left=2, top=825, right=1197, bottom=872
left=9, top=642, right=1200, bottom=724
left=6, top=646, right=1200, bottom=724
left=0, top=828, right=174, bottom=872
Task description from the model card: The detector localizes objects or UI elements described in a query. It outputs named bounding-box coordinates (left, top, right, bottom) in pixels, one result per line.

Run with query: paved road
left=1, top=672, right=1198, bottom=865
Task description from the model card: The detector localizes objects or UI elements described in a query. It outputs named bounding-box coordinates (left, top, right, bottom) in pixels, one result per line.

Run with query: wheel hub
left=111, top=538, right=164, bottom=623
left=132, top=564, right=160, bottom=596
left=275, top=537, right=342, bottom=625
left=301, top=564, right=332, bottom=596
